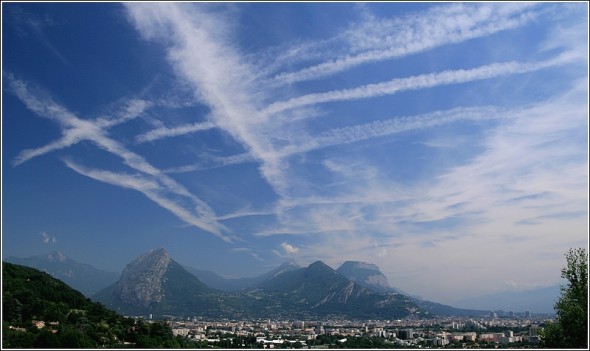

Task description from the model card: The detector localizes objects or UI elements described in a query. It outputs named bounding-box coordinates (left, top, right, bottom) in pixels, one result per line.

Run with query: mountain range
left=93, top=248, right=426, bottom=319
left=184, top=257, right=487, bottom=318
left=6, top=248, right=554, bottom=319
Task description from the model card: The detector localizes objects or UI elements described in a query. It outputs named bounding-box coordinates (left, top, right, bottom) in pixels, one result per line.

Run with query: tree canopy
left=541, top=248, right=588, bottom=348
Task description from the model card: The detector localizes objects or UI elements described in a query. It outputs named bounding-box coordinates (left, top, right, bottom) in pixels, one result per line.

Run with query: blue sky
left=2, top=2, right=588, bottom=304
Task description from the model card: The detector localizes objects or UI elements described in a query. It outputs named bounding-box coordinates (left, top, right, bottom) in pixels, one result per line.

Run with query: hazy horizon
left=2, top=2, right=588, bottom=306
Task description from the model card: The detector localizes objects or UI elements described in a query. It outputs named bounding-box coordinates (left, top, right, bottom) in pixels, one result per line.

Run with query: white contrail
left=136, top=121, right=216, bottom=143
left=263, top=53, right=577, bottom=116
left=64, top=160, right=231, bottom=241
left=272, top=3, right=540, bottom=85
left=279, top=106, right=511, bottom=157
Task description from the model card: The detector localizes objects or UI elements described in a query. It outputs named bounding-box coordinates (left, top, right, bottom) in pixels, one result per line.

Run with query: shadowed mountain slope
left=4, top=251, right=119, bottom=296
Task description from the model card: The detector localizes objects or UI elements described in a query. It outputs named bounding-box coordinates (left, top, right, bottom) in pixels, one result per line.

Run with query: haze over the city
left=2, top=2, right=588, bottom=305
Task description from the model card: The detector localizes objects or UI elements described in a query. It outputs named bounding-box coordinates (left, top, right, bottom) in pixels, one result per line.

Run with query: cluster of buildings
left=156, top=314, right=549, bottom=348
left=7, top=320, right=60, bottom=334
left=427, top=329, right=541, bottom=347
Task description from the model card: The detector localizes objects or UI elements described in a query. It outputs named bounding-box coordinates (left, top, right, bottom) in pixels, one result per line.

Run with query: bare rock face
left=114, top=248, right=171, bottom=307
left=336, top=261, right=393, bottom=293
left=314, top=281, right=370, bottom=307
left=94, top=248, right=225, bottom=317
left=267, top=260, right=301, bottom=280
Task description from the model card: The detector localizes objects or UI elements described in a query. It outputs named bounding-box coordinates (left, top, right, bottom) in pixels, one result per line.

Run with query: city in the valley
left=140, top=312, right=551, bottom=348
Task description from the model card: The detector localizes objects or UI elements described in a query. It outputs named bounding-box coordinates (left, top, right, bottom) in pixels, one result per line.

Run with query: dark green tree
left=541, top=247, right=588, bottom=348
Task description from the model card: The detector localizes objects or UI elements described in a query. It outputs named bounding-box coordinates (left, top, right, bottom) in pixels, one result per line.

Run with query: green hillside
left=1, top=262, right=193, bottom=348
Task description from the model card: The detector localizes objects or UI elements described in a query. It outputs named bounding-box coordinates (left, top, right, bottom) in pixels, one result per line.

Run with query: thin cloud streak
left=136, top=120, right=216, bottom=143
left=64, top=160, right=232, bottom=242
left=8, top=7, right=70, bottom=65
left=264, top=53, right=579, bottom=116
left=217, top=208, right=276, bottom=221
left=272, top=2, right=540, bottom=85
left=279, top=106, right=511, bottom=157
left=163, top=152, right=255, bottom=174
left=97, top=99, right=152, bottom=129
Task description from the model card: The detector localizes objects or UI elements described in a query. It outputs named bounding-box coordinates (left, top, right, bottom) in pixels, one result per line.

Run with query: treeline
left=1, top=262, right=197, bottom=348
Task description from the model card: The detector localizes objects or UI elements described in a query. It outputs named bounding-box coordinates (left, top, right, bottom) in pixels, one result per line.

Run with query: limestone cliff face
left=336, top=261, right=393, bottom=293
left=113, top=248, right=171, bottom=307
left=93, top=248, right=226, bottom=317
left=313, top=281, right=370, bottom=307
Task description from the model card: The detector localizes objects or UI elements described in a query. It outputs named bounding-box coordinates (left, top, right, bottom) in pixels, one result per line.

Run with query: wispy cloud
left=6, top=6, right=69, bottom=65
left=279, top=105, right=512, bottom=157
left=264, top=52, right=579, bottom=116
left=164, top=152, right=255, bottom=174
left=216, top=207, right=276, bottom=221
left=136, top=120, right=216, bottom=143
left=281, top=242, right=299, bottom=254
left=63, top=160, right=231, bottom=241
left=41, top=231, right=57, bottom=245
left=97, top=99, right=153, bottom=129
left=272, top=2, right=541, bottom=85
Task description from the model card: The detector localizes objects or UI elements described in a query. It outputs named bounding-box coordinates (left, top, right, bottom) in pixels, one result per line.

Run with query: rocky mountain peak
left=113, top=248, right=172, bottom=307
left=336, top=261, right=393, bottom=294
left=279, top=259, right=300, bottom=269
left=340, top=261, right=379, bottom=271
left=308, top=260, right=331, bottom=270
left=266, top=259, right=301, bottom=280
left=302, top=261, right=336, bottom=279
left=276, top=259, right=301, bottom=271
